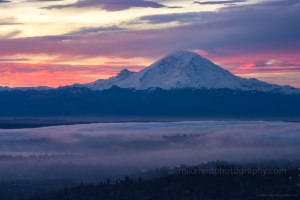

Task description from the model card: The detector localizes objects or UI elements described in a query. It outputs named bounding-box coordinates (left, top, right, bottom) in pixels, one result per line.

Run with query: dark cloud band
left=43, top=0, right=166, bottom=11
left=68, top=26, right=126, bottom=35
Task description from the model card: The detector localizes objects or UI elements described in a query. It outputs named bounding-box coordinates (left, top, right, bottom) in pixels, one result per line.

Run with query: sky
left=0, top=0, right=299, bottom=88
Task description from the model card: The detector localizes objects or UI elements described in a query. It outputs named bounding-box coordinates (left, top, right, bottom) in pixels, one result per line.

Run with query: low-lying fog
left=0, top=121, right=299, bottom=166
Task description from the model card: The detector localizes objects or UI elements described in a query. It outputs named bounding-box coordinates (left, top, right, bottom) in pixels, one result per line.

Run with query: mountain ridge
left=79, top=50, right=299, bottom=94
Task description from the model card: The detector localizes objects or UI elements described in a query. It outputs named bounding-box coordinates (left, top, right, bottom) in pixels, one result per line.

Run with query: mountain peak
left=145, top=50, right=221, bottom=80
left=116, top=69, right=135, bottom=78
left=166, top=50, right=202, bottom=58
left=161, top=51, right=204, bottom=65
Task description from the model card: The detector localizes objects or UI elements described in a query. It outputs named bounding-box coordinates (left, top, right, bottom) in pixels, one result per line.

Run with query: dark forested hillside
left=0, top=86, right=300, bottom=119
left=0, top=157, right=299, bottom=200
left=26, top=165, right=300, bottom=200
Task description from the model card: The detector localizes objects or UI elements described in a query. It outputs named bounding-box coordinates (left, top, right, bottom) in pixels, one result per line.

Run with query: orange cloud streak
left=0, top=63, right=144, bottom=88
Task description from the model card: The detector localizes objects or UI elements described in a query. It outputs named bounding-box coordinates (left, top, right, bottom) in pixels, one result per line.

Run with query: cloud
left=0, top=63, right=142, bottom=73
left=0, top=30, right=22, bottom=39
left=137, top=0, right=300, bottom=26
left=167, top=6, right=183, bottom=8
left=257, top=0, right=300, bottom=7
left=136, top=12, right=212, bottom=24
left=68, top=26, right=126, bottom=35
left=0, top=0, right=10, bottom=3
left=0, top=58, right=29, bottom=62
left=230, top=61, right=300, bottom=74
left=193, top=0, right=247, bottom=5
left=1, top=1, right=299, bottom=58
left=0, top=62, right=145, bottom=87
left=1, top=0, right=298, bottom=58
left=0, top=22, right=22, bottom=25
left=123, top=0, right=300, bottom=57
left=43, top=0, right=166, bottom=11
left=35, top=0, right=64, bottom=1
left=30, top=0, right=65, bottom=1
left=0, top=17, right=22, bottom=26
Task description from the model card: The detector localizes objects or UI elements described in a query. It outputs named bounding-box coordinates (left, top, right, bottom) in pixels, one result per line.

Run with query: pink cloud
left=0, top=63, right=144, bottom=87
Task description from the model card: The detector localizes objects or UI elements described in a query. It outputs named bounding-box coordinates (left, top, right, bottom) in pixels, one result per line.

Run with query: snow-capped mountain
left=80, top=51, right=299, bottom=94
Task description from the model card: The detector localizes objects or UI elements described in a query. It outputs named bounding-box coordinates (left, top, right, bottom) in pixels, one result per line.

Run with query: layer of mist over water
left=0, top=121, right=299, bottom=166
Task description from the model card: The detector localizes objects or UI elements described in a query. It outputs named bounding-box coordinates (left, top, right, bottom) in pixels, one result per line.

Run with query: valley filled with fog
left=0, top=121, right=299, bottom=167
